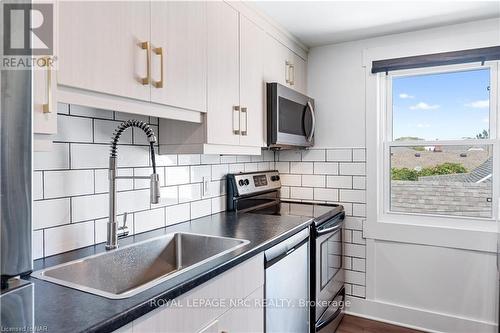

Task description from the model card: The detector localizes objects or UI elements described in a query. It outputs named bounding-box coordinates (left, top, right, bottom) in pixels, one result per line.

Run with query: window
left=384, top=64, right=498, bottom=219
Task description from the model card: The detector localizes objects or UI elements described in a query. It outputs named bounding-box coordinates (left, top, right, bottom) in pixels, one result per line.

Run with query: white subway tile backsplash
left=352, top=285, right=366, bottom=298
left=257, top=162, right=271, bottom=171
left=153, top=186, right=178, bottom=208
left=179, top=183, right=201, bottom=203
left=352, top=230, right=366, bottom=245
left=34, top=143, right=70, bottom=170
left=326, top=175, right=352, bottom=189
left=156, top=153, right=177, bottom=167
left=244, top=163, right=258, bottom=172
left=55, top=115, right=93, bottom=143
left=344, top=217, right=363, bottom=231
left=251, top=154, right=264, bottom=162
left=313, top=162, right=338, bottom=175
left=94, top=119, right=132, bottom=144
left=275, top=162, right=290, bottom=174
left=44, top=221, right=95, bottom=256
left=280, top=174, right=301, bottom=187
left=57, top=103, right=69, bottom=114
left=229, top=163, right=245, bottom=173
left=352, top=149, right=366, bottom=162
left=33, top=172, right=43, bottom=200
left=114, top=112, right=149, bottom=123
left=71, top=144, right=109, bottom=169
left=134, top=167, right=165, bottom=189
left=343, top=257, right=352, bottom=270
left=340, top=189, right=366, bottom=203
left=166, top=166, right=190, bottom=186
left=344, top=243, right=365, bottom=258
left=166, top=203, right=191, bottom=225
left=236, top=155, right=251, bottom=163
left=327, top=149, right=352, bottom=162
left=178, top=154, right=201, bottom=165
left=72, top=193, right=108, bottom=222
left=117, top=145, right=150, bottom=168
left=211, top=164, right=229, bottom=180
left=302, top=175, right=325, bottom=187
left=290, top=162, right=313, bottom=174
left=33, top=198, right=71, bottom=229
left=352, top=176, right=366, bottom=190
left=280, top=186, right=290, bottom=199
left=134, top=209, right=165, bottom=234
left=191, top=199, right=212, bottom=219
left=33, top=230, right=44, bottom=259
left=44, top=170, right=94, bottom=198
left=220, top=155, right=237, bottom=164
left=201, top=154, right=220, bottom=164
left=133, top=125, right=158, bottom=145
left=211, top=196, right=226, bottom=214
left=345, top=270, right=365, bottom=286
left=191, top=165, right=211, bottom=183
left=117, top=189, right=150, bottom=215
left=95, top=168, right=134, bottom=193
left=352, top=204, right=366, bottom=217
left=313, top=188, right=338, bottom=202
left=290, top=187, right=313, bottom=200
left=339, top=163, right=365, bottom=176
left=301, top=149, right=325, bottom=161
left=278, top=150, right=301, bottom=161
left=70, top=105, right=113, bottom=119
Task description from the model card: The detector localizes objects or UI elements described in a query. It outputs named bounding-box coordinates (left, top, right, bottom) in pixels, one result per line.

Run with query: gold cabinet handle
left=42, top=57, right=52, bottom=113
left=153, top=46, right=164, bottom=88
left=240, top=107, right=248, bottom=136
left=139, top=41, right=150, bottom=85
left=233, top=105, right=240, bottom=135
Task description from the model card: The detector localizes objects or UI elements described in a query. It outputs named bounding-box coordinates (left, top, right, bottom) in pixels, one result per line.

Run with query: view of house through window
left=388, top=67, right=494, bottom=218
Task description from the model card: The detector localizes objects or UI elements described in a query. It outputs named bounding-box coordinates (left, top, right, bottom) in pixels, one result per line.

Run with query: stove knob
left=244, top=179, right=250, bottom=185
left=238, top=179, right=245, bottom=186
left=271, top=175, right=280, bottom=181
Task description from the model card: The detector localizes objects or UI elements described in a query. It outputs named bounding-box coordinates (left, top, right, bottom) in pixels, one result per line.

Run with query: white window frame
left=378, top=61, right=499, bottom=227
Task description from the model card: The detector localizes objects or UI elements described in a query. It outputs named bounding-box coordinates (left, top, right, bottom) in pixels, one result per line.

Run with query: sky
left=392, top=68, right=490, bottom=141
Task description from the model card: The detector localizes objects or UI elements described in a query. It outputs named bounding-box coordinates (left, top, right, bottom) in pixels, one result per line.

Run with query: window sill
left=364, top=216, right=497, bottom=253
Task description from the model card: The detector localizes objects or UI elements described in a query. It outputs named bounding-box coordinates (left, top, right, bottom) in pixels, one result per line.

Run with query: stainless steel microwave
left=266, top=82, right=315, bottom=149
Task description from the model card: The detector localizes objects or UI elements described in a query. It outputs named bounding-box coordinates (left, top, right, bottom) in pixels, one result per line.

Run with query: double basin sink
left=32, top=232, right=249, bottom=299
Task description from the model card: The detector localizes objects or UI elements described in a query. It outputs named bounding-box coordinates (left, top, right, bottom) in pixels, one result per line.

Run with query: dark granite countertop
left=27, top=211, right=312, bottom=333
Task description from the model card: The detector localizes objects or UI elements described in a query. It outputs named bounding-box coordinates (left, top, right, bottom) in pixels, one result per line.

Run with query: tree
left=476, top=129, right=489, bottom=139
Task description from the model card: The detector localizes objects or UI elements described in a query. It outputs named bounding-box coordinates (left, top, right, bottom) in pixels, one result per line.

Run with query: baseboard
left=345, top=296, right=497, bottom=333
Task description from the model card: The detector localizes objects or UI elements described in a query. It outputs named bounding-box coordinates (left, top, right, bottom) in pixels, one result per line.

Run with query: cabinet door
left=206, top=1, right=240, bottom=146
left=150, top=1, right=207, bottom=112
left=290, top=53, right=307, bottom=94
left=58, top=1, right=150, bottom=101
left=33, top=59, right=57, bottom=134
left=217, top=286, right=264, bottom=333
left=239, top=16, right=265, bottom=148
left=263, top=34, right=288, bottom=86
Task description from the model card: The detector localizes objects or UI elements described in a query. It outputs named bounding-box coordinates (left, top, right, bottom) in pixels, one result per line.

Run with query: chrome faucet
left=106, top=120, right=160, bottom=250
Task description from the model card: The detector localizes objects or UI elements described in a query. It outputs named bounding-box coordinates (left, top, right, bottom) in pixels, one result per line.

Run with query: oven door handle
left=315, top=212, right=345, bottom=236
left=316, top=289, right=345, bottom=331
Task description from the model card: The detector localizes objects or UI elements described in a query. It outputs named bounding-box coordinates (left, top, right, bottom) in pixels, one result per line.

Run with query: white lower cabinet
left=128, top=254, right=264, bottom=333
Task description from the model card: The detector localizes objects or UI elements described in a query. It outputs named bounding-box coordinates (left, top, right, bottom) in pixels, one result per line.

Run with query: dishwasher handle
left=265, top=228, right=309, bottom=267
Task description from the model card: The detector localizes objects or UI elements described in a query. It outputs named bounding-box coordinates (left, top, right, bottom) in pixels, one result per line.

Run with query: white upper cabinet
left=263, top=32, right=307, bottom=94
left=239, top=16, right=266, bottom=148
left=58, top=1, right=151, bottom=101
left=206, top=1, right=240, bottom=146
left=150, top=1, right=207, bottom=112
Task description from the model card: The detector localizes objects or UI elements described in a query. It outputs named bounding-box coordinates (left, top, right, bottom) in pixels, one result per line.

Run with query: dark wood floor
left=337, top=315, right=424, bottom=333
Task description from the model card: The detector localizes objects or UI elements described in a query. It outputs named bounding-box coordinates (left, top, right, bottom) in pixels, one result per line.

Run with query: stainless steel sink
left=32, top=232, right=249, bottom=299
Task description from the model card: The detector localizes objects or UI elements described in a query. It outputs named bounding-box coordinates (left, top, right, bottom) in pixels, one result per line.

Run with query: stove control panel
left=228, top=170, right=281, bottom=197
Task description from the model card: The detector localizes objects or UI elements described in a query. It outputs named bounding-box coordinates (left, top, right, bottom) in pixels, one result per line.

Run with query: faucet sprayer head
left=150, top=173, right=160, bottom=204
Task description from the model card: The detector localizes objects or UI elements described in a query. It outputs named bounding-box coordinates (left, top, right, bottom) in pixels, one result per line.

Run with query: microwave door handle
left=306, top=100, right=316, bottom=142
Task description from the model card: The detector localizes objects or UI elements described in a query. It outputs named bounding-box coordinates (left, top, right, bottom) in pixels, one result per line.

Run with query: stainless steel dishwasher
left=265, top=228, right=310, bottom=333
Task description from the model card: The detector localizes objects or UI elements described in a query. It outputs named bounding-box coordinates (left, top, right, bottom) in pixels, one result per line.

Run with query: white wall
left=307, top=18, right=500, bottom=332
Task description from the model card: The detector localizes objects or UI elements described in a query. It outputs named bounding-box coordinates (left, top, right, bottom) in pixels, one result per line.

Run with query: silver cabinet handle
left=306, top=100, right=315, bottom=142
left=42, top=57, right=52, bottom=113
left=240, top=107, right=248, bottom=136
left=290, top=64, right=295, bottom=86
left=285, top=60, right=291, bottom=84
left=233, top=105, right=240, bottom=135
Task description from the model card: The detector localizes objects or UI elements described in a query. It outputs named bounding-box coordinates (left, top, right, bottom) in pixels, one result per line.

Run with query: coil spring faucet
left=106, top=120, right=160, bottom=250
